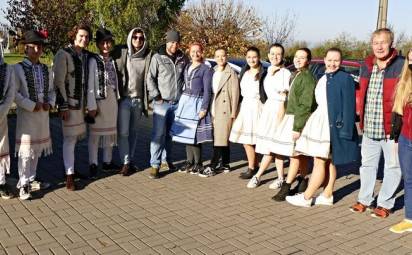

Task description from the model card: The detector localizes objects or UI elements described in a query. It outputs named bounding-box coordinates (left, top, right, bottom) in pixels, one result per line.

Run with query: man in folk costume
left=14, top=30, right=55, bottom=200
left=0, top=51, right=15, bottom=199
left=53, top=24, right=92, bottom=191
left=86, top=27, right=119, bottom=178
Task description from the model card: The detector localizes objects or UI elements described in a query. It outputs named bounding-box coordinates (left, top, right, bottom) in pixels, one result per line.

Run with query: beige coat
left=212, top=64, right=240, bottom=146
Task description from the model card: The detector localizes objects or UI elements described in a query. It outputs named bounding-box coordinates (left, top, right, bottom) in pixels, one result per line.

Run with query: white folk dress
left=14, top=60, right=55, bottom=159
left=270, top=73, right=300, bottom=157
left=0, top=64, right=15, bottom=175
left=255, top=67, right=291, bottom=155
left=229, top=71, right=262, bottom=145
left=295, top=75, right=331, bottom=158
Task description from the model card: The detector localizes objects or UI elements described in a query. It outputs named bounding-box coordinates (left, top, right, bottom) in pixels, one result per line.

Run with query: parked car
left=205, top=58, right=271, bottom=74
left=287, top=58, right=364, bottom=123
left=286, top=58, right=362, bottom=82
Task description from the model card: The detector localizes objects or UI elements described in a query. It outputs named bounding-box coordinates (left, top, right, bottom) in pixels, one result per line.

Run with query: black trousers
left=210, top=146, right=230, bottom=168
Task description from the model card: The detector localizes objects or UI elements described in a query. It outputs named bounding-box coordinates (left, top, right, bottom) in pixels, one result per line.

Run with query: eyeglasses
left=132, top=36, right=144, bottom=41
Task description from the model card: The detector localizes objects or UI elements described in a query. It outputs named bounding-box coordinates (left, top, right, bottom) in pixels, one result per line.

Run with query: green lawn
left=3, top=53, right=53, bottom=66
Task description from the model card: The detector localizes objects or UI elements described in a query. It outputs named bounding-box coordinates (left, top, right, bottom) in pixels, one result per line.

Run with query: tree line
left=2, top=0, right=412, bottom=60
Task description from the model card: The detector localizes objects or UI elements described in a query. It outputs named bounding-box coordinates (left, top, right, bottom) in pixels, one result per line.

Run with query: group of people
left=0, top=24, right=411, bottom=234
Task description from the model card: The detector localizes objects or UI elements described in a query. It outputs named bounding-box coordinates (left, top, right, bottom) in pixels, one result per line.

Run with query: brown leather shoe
left=66, top=175, right=75, bottom=191
left=119, top=164, right=130, bottom=176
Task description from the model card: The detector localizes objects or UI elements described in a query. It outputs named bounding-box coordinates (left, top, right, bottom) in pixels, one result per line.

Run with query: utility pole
left=377, top=0, right=388, bottom=29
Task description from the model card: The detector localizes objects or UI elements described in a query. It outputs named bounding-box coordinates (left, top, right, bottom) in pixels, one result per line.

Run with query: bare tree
left=262, top=11, right=297, bottom=45
left=175, top=0, right=262, bottom=57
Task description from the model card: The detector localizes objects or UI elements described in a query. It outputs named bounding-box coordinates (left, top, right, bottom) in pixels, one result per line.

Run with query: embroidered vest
left=19, top=61, right=49, bottom=103
left=93, top=54, right=106, bottom=99
left=0, top=63, right=8, bottom=104
left=63, top=47, right=89, bottom=102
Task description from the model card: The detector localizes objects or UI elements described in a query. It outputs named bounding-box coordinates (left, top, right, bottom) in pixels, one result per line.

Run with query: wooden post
left=377, top=0, right=388, bottom=29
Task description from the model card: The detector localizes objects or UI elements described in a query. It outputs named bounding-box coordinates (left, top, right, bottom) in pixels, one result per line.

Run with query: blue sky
left=1, top=0, right=411, bottom=44
left=187, top=0, right=412, bottom=44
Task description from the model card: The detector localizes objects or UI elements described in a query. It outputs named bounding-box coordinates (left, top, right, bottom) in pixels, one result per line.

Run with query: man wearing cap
left=0, top=46, right=15, bottom=200
left=111, top=27, right=152, bottom=176
left=14, top=30, right=55, bottom=200
left=86, top=27, right=119, bottom=179
left=53, top=23, right=92, bottom=190
left=147, top=30, right=189, bottom=179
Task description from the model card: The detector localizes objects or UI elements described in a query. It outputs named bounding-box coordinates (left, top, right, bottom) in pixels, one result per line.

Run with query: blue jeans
left=150, top=100, right=177, bottom=168
left=118, top=97, right=143, bottom=165
left=399, top=134, right=412, bottom=220
left=357, top=135, right=401, bottom=209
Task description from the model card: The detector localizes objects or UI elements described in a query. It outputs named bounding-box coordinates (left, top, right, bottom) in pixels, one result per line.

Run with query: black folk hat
left=95, top=27, right=114, bottom=44
left=23, top=30, right=48, bottom=45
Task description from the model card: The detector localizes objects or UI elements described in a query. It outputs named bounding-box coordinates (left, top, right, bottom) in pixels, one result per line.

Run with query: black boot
left=89, top=164, right=98, bottom=179
left=272, top=183, right=291, bottom=202
left=239, top=168, right=257, bottom=179
left=297, top=177, right=309, bottom=193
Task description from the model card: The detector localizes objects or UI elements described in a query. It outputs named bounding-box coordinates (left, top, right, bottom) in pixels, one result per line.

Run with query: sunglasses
left=132, top=36, right=144, bottom=41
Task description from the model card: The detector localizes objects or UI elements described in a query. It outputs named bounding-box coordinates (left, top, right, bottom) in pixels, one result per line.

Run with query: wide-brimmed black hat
left=95, top=27, right=114, bottom=44
left=23, top=30, right=48, bottom=45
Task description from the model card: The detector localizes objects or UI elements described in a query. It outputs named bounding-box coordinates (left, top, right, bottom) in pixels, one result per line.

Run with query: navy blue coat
left=326, top=70, right=360, bottom=165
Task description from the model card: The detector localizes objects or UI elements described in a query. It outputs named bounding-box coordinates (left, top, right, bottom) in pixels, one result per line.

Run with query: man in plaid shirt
left=351, top=28, right=404, bottom=218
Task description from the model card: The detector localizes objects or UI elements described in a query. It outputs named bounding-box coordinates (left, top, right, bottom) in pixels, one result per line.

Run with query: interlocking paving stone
left=0, top=115, right=411, bottom=254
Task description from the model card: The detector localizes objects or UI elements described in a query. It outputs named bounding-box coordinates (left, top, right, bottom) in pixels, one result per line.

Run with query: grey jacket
left=111, top=27, right=152, bottom=115
left=147, top=44, right=189, bottom=102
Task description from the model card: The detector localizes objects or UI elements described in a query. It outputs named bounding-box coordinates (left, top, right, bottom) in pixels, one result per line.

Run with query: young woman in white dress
left=247, top=44, right=291, bottom=189
left=229, top=47, right=267, bottom=178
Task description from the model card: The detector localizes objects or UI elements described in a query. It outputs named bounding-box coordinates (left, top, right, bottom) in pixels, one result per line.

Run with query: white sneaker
left=285, top=193, right=312, bottom=207
left=247, top=176, right=260, bottom=188
left=19, top=185, right=31, bottom=200
left=269, top=178, right=284, bottom=190
left=314, top=193, right=334, bottom=206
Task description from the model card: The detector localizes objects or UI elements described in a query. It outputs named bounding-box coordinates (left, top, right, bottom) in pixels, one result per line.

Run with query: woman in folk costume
left=171, top=42, right=213, bottom=175
left=199, top=48, right=240, bottom=177
left=53, top=23, right=92, bottom=191
left=0, top=52, right=15, bottom=199
left=271, top=48, right=316, bottom=202
left=286, top=48, right=359, bottom=207
left=247, top=43, right=291, bottom=189
left=14, top=30, right=55, bottom=200
left=86, top=27, right=119, bottom=178
left=229, top=47, right=267, bottom=180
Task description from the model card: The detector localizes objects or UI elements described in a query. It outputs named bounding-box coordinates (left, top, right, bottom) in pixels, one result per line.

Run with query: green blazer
left=285, top=69, right=316, bottom=132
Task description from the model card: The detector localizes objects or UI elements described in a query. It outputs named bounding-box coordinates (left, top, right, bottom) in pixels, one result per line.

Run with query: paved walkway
left=1, top=115, right=411, bottom=255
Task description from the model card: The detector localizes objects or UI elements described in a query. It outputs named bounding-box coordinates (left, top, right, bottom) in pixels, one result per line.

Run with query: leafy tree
left=311, top=32, right=370, bottom=59
left=4, top=0, right=92, bottom=53
left=3, top=0, right=37, bottom=33
left=174, top=0, right=262, bottom=57
left=85, top=0, right=185, bottom=48
left=32, top=0, right=92, bottom=53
